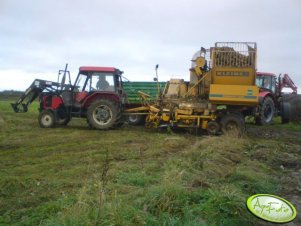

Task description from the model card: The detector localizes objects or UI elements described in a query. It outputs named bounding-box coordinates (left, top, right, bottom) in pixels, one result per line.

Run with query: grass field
left=1, top=99, right=301, bottom=226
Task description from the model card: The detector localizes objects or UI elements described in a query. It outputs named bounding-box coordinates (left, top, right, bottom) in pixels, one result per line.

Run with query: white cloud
left=0, top=0, right=300, bottom=91
left=0, top=69, right=59, bottom=91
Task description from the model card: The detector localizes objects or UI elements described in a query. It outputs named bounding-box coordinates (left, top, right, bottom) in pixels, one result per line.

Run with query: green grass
left=1, top=100, right=301, bottom=225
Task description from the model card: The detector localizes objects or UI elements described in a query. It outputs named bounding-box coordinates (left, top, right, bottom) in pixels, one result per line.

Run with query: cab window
left=256, top=76, right=272, bottom=90
left=74, top=74, right=88, bottom=91
left=91, top=73, right=115, bottom=91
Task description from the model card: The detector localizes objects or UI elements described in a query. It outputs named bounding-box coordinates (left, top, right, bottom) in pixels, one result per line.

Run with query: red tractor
left=11, top=65, right=127, bottom=129
left=255, top=72, right=299, bottom=124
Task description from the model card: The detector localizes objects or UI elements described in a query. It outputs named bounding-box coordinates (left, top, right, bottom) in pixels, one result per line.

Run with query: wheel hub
left=41, top=115, right=52, bottom=126
left=226, top=122, right=238, bottom=130
left=263, top=105, right=273, bottom=121
left=93, top=105, right=112, bottom=125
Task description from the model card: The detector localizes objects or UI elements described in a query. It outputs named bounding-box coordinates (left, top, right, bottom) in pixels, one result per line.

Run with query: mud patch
left=247, top=127, right=281, bottom=139
left=279, top=169, right=301, bottom=226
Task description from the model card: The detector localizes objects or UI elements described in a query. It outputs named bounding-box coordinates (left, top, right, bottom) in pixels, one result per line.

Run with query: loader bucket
left=282, top=94, right=301, bottom=123
left=11, top=103, right=28, bottom=113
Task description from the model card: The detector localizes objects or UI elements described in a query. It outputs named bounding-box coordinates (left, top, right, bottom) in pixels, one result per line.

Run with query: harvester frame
left=127, top=42, right=260, bottom=134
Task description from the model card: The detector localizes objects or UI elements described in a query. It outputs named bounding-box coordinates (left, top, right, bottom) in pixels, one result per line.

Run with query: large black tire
left=281, top=102, right=291, bottom=124
left=38, top=110, right=56, bottom=128
left=113, top=111, right=125, bottom=128
left=255, top=97, right=275, bottom=125
left=56, top=107, right=70, bottom=126
left=126, top=115, right=145, bottom=125
left=57, top=115, right=71, bottom=126
left=221, top=113, right=245, bottom=136
left=206, top=121, right=221, bottom=135
left=87, top=99, right=120, bottom=130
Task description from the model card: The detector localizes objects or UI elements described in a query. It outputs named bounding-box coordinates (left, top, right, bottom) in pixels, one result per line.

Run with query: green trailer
left=122, top=81, right=166, bottom=125
left=123, top=81, right=166, bottom=104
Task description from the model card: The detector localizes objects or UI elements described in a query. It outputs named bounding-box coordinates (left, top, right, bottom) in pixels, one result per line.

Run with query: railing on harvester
left=211, top=42, right=257, bottom=68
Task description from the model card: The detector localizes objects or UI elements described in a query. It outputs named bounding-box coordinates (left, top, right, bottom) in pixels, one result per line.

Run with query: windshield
left=256, top=75, right=275, bottom=92
left=74, top=74, right=88, bottom=91
left=74, top=72, right=116, bottom=92
left=91, top=73, right=115, bottom=91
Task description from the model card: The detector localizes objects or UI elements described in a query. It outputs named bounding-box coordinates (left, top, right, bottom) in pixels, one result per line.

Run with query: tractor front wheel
left=38, top=110, right=56, bottom=128
left=87, top=99, right=119, bottom=130
left=255, top=97, right=275, bottom=125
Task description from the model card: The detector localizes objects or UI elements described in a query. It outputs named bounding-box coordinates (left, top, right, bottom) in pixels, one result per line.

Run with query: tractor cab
left=69, top=67, right=126, bottom=106
left=256, top=72, right=277, bottom=94
left=74, top=67, right=123, bottom=93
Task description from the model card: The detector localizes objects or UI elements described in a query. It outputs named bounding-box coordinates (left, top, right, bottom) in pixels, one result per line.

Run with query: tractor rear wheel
left=221, top=113, right=244, bottom=136
left=87, top=99, right=119, bottom=130
left=255, top=96, right=275, bottom=125
left=113, top=112, right=125, bottom=128
left=39, top=110, right=56, bottom=128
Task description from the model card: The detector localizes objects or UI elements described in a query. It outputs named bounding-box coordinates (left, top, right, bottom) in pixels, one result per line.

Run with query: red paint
left=51, top=96, right=63, bottom=109
left=42, top=95, right=63, bottom=110
left=83, top=92, right=120, bottom=108
left=79, top=66, right=116, bottom=73
left=256, top=72, right=276, bottom=77
left=259, top=90, right=271, bottom=98
left=75, top=91, right=88, bottom=103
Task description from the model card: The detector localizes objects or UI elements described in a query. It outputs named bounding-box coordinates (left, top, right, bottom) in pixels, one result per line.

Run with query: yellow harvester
left=128, top=42, right=259, bottom=134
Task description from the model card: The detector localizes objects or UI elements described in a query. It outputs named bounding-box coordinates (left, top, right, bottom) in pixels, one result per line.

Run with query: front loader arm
left=280, top=74, right=298, bottom=94
left=11, top=79, right=60, bottom=113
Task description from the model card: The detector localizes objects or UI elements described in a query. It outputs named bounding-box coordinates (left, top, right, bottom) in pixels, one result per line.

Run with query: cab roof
left=79, top=66, right=117, bottom=73
left=256, top=72, right=276, bottom=77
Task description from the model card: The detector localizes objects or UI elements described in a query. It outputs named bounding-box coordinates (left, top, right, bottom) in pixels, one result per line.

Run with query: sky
left=0, top=0, right=300, bottom=91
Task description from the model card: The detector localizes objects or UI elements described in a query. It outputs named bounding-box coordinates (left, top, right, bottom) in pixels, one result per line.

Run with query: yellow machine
left=127, top=42, right=259, bottom=134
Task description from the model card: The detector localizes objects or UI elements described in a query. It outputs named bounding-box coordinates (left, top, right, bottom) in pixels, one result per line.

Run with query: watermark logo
left=247, top=194, right=297, bottom=223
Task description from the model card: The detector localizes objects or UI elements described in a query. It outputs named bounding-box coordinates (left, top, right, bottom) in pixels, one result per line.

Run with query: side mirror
left=153, top=77, right=158, bottom=82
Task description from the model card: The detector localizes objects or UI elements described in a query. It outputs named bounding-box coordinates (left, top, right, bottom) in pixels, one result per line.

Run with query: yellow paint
left=125, top=106, right=150, bottom=112
left=211, top=67, right=256, bottom=85
left=176, top=108, right=193, bottom=115
left=209, top=84, right=259, bottom=105
left=194, top=57, right=206, bottom=76
left=162, top=113, right=170, bottom=121
left=150, top=106, right=160, bottom=113
left=202, top=120, right=208, bottom=129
